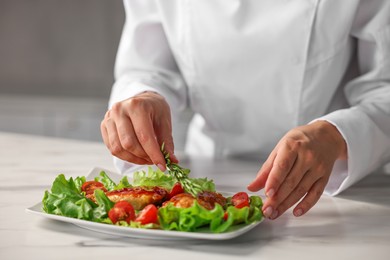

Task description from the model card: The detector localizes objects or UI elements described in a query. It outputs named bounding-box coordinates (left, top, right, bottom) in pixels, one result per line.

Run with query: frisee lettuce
left=42, top=174, right=114, bottom=222
left=42, top=174, right=96, bottom=220
left=132, top=166, right=215, bottom=192
left=132, top=167, right=176, bottom=190
left=158, top=197, right=263, bottom=233
left=159, top=200, right=225, bottom=232
left=94, top=171, right=117, bottom=191
left=94, top=171, right=132, bottom=191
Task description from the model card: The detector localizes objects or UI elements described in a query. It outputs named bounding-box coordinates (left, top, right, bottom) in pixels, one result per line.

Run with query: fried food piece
left=87, top=186, right=168, bottom=210
left=163, top=191, right=227, bottom=210
left=197, top=191, right=227, bottom=210
left=106, top=186, right=168, bottom=210
left=165, top=193, right=197, bottom=208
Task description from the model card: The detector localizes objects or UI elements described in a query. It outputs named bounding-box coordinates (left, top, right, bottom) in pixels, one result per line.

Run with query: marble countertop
left=1, top=132, right=390, bottom=260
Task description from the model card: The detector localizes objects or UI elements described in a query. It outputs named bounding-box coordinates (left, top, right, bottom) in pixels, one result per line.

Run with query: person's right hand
left=100, top=91, right=178, bottom=171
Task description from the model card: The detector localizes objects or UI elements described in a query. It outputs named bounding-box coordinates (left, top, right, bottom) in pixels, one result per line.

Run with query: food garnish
left=161, top=143, right=203, bottom=196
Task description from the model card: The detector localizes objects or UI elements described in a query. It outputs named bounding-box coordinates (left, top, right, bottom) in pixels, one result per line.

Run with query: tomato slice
left=167, top=182, right=185, bottom=199
left=231, top=192, right=250, bottom=208
left=135, top=204, right=158, bottom=225
left=81, top=181, right=107, bottom=195
left=108, top=201, right=136, bottom=224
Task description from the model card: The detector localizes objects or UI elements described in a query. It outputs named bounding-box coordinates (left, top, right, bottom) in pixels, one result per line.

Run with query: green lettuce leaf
left=158, top=195, right=263, bottom=233
left=92, top=189, right=115, bottom=221
left=94, top=171, right=132, bottom=190
left=158, top=201, right=225, bottom=232
left=42, top=174, right=96, bottom=220
left=191, top=177, right=215, bottom=192
left=132, top=167, right=215, bottom=192
left=42, top=174, right=116, bottom=222
left=250, top=195, right=263, bottom=208
left=73, top=176, right=86, bottom=192
left=94, top=171, right=117, bottom=191
left=132, top=167, right=176, bottom=190
left=114, top=220, right=159, bottom=229
left=114, top=175, right=132, bottom=190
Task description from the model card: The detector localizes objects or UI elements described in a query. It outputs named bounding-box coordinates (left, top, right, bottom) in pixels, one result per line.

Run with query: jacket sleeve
left=109, top=0, right=188, bottom=174
left=320, top=0, right=390, bottom=195
left=109, top=0, right=187, bottom=110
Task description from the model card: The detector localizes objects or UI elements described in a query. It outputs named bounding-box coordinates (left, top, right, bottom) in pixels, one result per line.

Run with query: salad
left=42, top=167, right=263, bottom=233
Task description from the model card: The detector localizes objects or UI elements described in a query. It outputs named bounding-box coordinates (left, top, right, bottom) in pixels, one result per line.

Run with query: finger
left=264, top=147, right=298, bottom=198
left=115, top=151, right=152, bottom=165
left=169, top=153, right=179, bottom=164
left=130, top=113, right=167, bottom=170
left=155, top=118, right=178, bottom=164
left=100, top=119, right=110, bottom=149
left=104, top=116, right=122, bottom=154
left=267, top=154, right=310, bottom=207
left=159, top=135, right=178, bottom=163
left=110, top=103, right=151, bottom=161
left=247, top=152, right=276, bottom=192
left=293, top=177, right=327, bottom=217
left=101, top=110, right=113, bottom=149
left=115, top=115, right=150, bottom=161
left=104, top=116, right=151, bottom=165
left=268, top=169, right=314, bottom=219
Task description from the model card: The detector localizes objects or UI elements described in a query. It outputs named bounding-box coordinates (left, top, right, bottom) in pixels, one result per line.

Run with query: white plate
left=26, top=167, right=264, bottom=240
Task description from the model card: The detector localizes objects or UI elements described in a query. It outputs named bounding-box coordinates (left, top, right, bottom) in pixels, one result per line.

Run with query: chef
left=101, top=0, right=390, bottom=219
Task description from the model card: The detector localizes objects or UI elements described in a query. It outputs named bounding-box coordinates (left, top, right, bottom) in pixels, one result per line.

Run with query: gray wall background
left=0, top=0, right=125, bottom=141
left=0, top=0, right=125, bottom=98
left=0, top=1, right=189, bottom=149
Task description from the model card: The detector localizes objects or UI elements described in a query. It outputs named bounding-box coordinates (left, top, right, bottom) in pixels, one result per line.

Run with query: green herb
left=161, top=143, right=203, bottom=196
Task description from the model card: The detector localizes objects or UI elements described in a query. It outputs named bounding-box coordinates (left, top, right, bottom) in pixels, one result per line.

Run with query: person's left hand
left=247, top=120, right=347, bottom=219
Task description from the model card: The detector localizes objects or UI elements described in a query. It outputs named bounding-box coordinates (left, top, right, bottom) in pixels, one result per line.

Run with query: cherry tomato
left=167, top=182, right=185, bottom=199
left=231, top=192, right=250, bottom=208
left=108, top=201, right=136, bottom=224
left=81, top=181, right=107, bottom=195
left=223, top=212, right=228, bottom=221
left=135, top=204, right=158, bottom=225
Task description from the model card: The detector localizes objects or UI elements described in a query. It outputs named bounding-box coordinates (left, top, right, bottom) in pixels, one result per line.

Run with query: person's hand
left=247, top=120, right=347, bottom=219
left=100, top=91, right=178, bottom=171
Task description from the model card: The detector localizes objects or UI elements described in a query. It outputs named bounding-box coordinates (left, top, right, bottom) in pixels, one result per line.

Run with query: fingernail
left=266, top=188, right=275, bottom=198
left=263, top=207, right=273, bottom=218
left=294, top=208, right=303, bottom=217
left=157, top=164, right=166, bottom=172
left=271, top=210, right=279, bottom=219
left=247, top=185, right=254, bottom=191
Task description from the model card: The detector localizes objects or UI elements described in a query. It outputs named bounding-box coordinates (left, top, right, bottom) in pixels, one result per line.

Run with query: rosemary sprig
left=161, top=143, right=203, bottom=196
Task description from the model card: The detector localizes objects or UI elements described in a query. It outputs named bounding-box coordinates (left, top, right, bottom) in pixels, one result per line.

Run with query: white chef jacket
left=109, top=0, right=390, bottom=196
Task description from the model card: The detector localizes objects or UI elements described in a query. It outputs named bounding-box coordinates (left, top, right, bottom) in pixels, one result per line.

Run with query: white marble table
left=1, top=132, right=389, bottom=260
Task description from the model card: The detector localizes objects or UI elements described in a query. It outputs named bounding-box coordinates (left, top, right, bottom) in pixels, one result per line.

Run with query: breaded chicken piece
left=106, top=186, right=168, bottom=210
left=87, top=186, right=168, bottom=210
left=197, top=191, right=227, bottom=210
left=163, top=191, right=227, bottom=210
left=165, top=193, right=196, bottom=208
